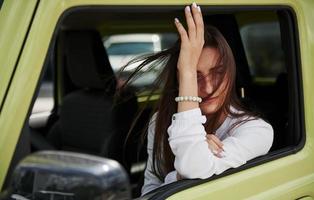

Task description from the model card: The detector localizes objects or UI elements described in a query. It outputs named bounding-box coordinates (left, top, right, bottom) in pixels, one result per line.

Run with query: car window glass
left=237, top=12, right=296, bottom=152
left=107, top=42, right=154, bottom=55
left=31, top=64, right=54, bottom=114
left=240, top=21, right=286, bottom=81
left=104, top=33, right=177, bottom=89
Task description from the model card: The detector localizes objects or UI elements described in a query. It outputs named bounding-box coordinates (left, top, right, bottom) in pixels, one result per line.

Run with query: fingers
left=174, top=2, right=204, bottom=42
left=207, top=140, right=222, bottom=157
left=191, top=4, right=204, bottom=39
left=207, top=139, right=223, bottom=154
left=174, top=18, right=188, bottom=43
left=184, top=5, right=196, bottom=39
left=206, top=134, right=224, bottom=149
left=206, top=134, right=224, bottom=158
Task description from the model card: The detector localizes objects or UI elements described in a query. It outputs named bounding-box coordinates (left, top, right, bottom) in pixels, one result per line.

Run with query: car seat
left=46, top=30, right=138, bottom=166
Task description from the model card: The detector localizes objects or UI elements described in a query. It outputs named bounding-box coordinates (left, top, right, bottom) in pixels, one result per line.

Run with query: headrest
left=64, top=30, right=117, bottom=93
left=205, top=15, right=252, bottom=88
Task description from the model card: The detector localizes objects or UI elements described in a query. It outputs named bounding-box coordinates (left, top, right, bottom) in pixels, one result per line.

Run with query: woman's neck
left=206, top=110, right=228, bottom=133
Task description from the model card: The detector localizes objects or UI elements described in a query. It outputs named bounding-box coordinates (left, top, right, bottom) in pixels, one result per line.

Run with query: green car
left=0, top=0, right=313, bottom=199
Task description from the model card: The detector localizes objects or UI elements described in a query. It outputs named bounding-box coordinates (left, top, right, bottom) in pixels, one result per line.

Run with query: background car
left=104, top=33, right=162, bottom=72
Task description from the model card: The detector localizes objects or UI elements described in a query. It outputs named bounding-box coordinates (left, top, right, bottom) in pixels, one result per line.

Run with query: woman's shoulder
left=227, top=111, right=274, bottom=155
left=228, top=107, right=273, bottom=133
left=236, top=117, right=273, bottom=130
left=227, top=118, right=273, bottom=148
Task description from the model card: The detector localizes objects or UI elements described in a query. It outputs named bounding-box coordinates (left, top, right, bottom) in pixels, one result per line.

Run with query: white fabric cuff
left=168, top=108, right=207, bottom=140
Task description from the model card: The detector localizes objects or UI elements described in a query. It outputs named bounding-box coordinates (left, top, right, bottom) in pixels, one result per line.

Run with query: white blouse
left=141, top=107, right=274, bottom=196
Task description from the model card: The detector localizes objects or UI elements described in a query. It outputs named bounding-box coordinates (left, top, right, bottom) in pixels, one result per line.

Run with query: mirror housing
left=6, top=151, right=131, bottom=200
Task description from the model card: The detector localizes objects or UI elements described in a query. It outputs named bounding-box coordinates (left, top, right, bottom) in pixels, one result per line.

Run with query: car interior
left=4, top=5, right=302, bottom=199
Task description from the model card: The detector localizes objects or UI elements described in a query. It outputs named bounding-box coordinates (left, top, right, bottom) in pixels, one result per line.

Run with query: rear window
left=106, top=42, right=155, bottom=55
left=240, top=21, right=285, bottom=81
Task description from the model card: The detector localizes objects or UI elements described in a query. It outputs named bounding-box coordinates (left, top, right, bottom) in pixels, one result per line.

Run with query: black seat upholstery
left=47, top=30, right=138, bottom=164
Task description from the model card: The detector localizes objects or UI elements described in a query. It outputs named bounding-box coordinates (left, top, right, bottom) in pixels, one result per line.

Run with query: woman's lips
left=201, top=96, right=217, bottom=104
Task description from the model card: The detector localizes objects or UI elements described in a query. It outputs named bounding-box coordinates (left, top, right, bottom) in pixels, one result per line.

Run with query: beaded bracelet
left=175, top=96, right=202, bottom=103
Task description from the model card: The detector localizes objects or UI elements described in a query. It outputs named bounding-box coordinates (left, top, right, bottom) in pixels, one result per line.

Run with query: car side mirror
left=3, top=151, right=131, bottom=200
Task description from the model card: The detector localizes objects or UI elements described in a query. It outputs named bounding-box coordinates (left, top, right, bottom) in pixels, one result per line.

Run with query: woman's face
left=197, top=47, right=228, bottom=116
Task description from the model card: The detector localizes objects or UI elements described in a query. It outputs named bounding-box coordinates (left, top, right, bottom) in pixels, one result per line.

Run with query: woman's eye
left=214, top=66, right=224, bottom=74
left=197, top=74, right=204, bottom=81
left=216, top=70, right=224, bottom=75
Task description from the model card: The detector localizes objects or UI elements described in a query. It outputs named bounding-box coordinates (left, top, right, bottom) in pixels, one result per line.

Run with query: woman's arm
left=174, top=2, right=204, bottom=112
left=167, top=109, right=274, bottom=179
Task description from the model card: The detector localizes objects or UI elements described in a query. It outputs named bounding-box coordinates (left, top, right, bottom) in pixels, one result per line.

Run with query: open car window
left=144, top=8, right=302, bottom=199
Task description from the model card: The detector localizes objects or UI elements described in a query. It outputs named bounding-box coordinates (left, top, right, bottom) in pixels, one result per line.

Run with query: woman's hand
left=174, top=2, right=205, bottom=112
left=174, top=2, right=204, bottom=73
left=174, top=135, right=225, bottom=182
left=206, top=134, right=224, bottom=158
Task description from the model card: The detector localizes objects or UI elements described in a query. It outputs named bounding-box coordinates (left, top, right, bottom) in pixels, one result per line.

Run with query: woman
left=119, top=2, right=274, bottom=196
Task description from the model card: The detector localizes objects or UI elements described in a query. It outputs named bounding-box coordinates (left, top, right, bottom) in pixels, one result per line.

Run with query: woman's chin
left=200, top=104, right=218, bottom=115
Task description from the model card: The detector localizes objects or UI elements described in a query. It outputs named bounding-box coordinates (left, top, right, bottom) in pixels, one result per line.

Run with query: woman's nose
left=201, top=76, right=213, bottom=94
left=204, top=81, right=213, bottom=94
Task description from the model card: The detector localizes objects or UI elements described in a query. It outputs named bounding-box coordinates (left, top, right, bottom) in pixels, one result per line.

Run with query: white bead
left=175, top=96, right=202, bottom=103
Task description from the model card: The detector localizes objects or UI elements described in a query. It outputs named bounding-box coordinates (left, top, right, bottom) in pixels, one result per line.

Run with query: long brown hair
left=117, top=25, right=258, bottom=181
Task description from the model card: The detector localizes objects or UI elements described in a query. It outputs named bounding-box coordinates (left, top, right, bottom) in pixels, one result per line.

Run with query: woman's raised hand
left=174, top=3, right=204, bottom=112
left=174, top=2, right=204, bottom=73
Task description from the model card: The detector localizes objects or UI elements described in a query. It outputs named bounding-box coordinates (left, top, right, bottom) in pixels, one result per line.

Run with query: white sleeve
left=167, top=108, right=274, bottom=179
left=141, top=113, right=163, bottom=196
